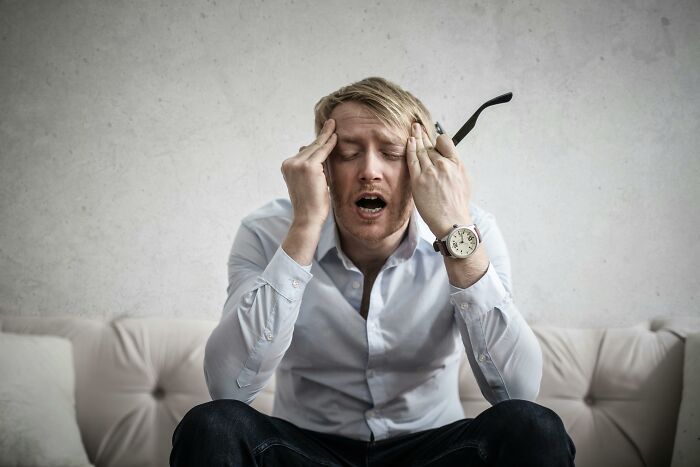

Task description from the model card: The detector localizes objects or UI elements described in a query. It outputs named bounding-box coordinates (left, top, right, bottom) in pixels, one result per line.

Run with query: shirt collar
left=314, top=207, right=435, bottom=264
left=315, top=211, right=341, bottom=262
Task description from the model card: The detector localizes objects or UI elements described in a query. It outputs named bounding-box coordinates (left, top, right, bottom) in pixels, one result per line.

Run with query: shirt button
left=291, top=279, right=300, bottom=288
left=478, top=353, right=487, bottom=363
left=264, top=330, right=273, bottom=341
left=459, top=303, right=469, bottom=310
left=352, top=281, right=361, bottom=289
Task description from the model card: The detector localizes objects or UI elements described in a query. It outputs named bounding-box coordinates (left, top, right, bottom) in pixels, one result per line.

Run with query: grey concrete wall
left=1, top=0, right=698, bottom=327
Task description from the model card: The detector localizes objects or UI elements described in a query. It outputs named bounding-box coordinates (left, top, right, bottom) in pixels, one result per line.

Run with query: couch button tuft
left=152, top=386, right=165, bottom=400
left=584, top=395, right=594, bottom=406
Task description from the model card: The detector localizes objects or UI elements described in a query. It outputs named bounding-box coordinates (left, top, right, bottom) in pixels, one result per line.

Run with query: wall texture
left=1, top=0, right=698, bottom=327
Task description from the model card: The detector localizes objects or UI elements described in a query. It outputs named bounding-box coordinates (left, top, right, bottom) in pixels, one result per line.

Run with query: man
left=171, top=77, right=575, bottom=466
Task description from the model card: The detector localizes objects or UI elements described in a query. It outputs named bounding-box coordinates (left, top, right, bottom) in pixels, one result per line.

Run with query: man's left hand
left=406, top=122, right=473, bottom=238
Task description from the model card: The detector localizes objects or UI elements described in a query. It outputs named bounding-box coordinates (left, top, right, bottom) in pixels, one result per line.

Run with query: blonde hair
left=314, top=77, right=435, bottom=140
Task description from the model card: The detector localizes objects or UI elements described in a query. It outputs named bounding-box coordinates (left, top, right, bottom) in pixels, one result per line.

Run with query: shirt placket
left=364, top=270, right=390, bottom=439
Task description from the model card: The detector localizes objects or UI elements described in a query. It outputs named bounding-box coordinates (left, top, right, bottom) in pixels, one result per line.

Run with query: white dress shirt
left=204, top=198, right=542, bottom=441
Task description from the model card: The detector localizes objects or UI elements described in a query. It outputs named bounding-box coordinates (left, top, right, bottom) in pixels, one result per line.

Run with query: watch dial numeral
left=447, top=227, right=479, bottom=257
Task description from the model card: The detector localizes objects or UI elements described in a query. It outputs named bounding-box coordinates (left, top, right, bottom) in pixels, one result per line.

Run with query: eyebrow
left=336, top=135, right=405, bottom=147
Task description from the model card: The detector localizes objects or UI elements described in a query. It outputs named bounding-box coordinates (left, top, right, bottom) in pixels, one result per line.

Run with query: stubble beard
left=329, top=184, right=414, bottom=246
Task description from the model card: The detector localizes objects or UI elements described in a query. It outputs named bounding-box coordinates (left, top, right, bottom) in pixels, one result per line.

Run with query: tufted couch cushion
left=460, top=321, right=686, bottom=467
left=0, top=316, right=695, bottom=467
left=0, top=317, right=217, bottom=467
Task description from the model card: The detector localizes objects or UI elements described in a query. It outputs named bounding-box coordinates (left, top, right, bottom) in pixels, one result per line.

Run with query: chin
left=347, top=224, right=392, bottom=244
left=338, top=210, right=409, bottom=245
left=331, top=194, right=413, bottom=246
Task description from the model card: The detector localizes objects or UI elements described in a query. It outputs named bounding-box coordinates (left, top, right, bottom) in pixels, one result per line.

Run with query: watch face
left=447, top=227, right=478, bottom=258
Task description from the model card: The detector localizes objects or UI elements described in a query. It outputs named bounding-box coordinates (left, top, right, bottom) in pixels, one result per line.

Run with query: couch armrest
left=672, top=331, right=700, bottom=466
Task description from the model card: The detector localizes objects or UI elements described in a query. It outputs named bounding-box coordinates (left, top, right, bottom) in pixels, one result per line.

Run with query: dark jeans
left=171, top=399, right=576, bottom=466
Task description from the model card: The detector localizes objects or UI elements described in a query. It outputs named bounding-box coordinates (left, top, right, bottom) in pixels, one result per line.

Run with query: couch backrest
left=0, top=316, right=689, bottom=467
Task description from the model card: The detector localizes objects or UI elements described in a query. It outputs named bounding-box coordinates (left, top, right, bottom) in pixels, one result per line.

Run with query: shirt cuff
left=259, top=246, right=313, bottom=302
left=449, top=263, right=509, bottom=323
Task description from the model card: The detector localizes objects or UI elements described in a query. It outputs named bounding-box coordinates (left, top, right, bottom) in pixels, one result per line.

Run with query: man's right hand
left=280, top=119, right=337, bottom=266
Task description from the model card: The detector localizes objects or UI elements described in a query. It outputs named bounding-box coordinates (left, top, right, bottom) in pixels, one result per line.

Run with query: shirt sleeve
left=203, top=222, right=312, bottom=403
left=451, top=211, right=543, bottom=405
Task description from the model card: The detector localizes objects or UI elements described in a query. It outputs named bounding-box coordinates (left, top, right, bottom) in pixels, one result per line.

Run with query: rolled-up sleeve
left=451, top=211, right=542, bottom=404
left=204, top=222, right=312, bottom=403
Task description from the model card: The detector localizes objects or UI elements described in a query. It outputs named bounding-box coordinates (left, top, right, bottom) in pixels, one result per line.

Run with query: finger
left=421, top=128, right=442, bottom=164
left=308, top=132, right=337, bottom=163
left=420, top=126, right=434, bottom=149
left=434, top=133, right=459, bottom=160
left=406, top=136, right=421, bottom=179
left=299, top=119, right=336, bottom=158
left=412, top=123, right=432, bottom=168
left=309, top=118, right=336, bottom=152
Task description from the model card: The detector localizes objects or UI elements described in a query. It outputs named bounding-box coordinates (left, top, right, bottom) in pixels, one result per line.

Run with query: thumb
left=435, top=133, right=459, bottom=160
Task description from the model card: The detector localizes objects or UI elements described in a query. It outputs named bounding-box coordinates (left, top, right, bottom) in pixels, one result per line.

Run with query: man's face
left=325, top=101, right=414, bottom=246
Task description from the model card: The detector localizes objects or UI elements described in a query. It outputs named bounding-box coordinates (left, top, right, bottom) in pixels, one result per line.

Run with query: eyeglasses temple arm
left=450, top=92, right=513, bottom=146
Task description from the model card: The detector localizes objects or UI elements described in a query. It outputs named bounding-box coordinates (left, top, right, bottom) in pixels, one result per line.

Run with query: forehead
left=330, top=101, right=407, bottom=145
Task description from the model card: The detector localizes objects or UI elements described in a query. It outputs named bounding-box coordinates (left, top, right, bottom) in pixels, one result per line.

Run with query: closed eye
left=383, top=153, right=405, bottom=160
left=332, top=150, right=403, bottom=161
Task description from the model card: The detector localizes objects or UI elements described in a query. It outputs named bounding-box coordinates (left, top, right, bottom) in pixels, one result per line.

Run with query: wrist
left=444, top=247, right=489, bottom=289
left=290, top=213, right=327, bottom=233
left=432, top=216, right=474, bottom=239
left=282, top=221, right=324, bottom=267
left=290, top=219, right=324, bottom=233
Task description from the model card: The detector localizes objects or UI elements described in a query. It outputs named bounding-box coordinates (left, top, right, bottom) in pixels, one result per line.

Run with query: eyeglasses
left=435, top=92, right=513, bottom=146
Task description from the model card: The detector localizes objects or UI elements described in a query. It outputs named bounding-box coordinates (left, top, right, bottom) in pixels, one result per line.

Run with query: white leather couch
left=1, top=316, right=698, bottom=467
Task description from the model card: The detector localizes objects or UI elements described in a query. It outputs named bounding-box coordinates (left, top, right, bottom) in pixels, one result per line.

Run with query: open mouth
left=355, top=195, right=387, bottom=213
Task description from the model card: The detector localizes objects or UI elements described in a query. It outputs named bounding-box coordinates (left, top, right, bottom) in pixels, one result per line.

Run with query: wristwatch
left=433, top=224, right=482, bottom=259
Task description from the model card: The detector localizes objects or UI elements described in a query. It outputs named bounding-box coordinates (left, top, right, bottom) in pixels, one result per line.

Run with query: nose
left=357, top=151, right=383, bottom=183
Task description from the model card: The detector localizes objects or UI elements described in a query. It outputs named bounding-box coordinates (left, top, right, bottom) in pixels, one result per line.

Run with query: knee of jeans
left=178, top=399, right=259, bottom=435
left=481, top=400, right=575, bottom=465
left=491, top=399, right=567, bottom=440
